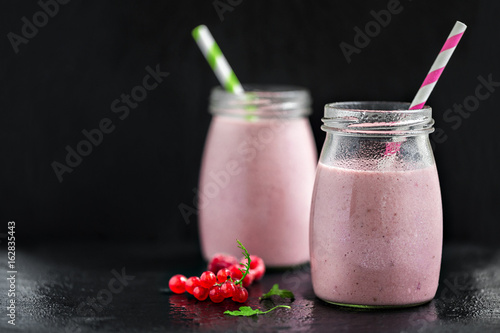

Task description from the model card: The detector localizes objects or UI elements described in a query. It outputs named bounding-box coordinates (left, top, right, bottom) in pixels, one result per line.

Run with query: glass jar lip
left=325, top=101, right=432, bottom=114
left=323, top=101, right=434, bottom=137
left=209, top=84, right=311, bottom=118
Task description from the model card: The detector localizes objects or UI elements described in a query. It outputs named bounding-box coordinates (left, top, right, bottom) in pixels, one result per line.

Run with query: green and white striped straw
left=192, top=25, right=244, bottom=94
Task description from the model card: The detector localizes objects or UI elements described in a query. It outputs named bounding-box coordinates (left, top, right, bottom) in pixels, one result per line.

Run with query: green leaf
left=224, top=306, right=263, bottom=316
left=259, top=284, right=295, bottom=301
left=224, top=305, right=291, bottom=317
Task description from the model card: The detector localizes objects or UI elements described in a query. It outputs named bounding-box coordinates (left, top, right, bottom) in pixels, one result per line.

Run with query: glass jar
left=199, top=85, right=317, bottom=267
left=310, top=101, right=443, bottom=308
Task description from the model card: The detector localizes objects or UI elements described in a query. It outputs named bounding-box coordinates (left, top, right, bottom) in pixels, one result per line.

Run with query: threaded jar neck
left=210, top=85, right=311, bottom=119
left=322, top=101, right=434, bottom=137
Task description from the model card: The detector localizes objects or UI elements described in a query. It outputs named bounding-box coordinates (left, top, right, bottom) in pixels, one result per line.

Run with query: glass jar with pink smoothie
left=199, top=85, right=317, bottom=267
left=310, top=101, right=443, bottom=308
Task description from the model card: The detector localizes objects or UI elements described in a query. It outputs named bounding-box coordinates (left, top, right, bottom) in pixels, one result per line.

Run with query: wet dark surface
left=1, top=242, right=499, bottom=332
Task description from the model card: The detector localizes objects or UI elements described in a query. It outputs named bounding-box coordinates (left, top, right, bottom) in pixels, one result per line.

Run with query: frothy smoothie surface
left=310, top=162, right=442, bottom=306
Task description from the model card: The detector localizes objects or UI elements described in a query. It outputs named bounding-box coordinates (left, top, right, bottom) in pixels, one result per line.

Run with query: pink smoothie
left=310, top=162, right=442, bottom=306
left=199, top=115, right=317, bottom=267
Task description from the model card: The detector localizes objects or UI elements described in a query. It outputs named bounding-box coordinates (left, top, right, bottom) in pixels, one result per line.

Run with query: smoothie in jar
left=199, top=86, right=317, bottom=267
left=310, top=163, right=442, bottom=306
left=310, top=101, right=443, bottom=307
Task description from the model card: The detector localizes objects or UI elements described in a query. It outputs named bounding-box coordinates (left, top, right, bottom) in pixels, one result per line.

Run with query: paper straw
left=192, top=25, right=244, bottom=94
left=409, top=21, right=467, bottom=110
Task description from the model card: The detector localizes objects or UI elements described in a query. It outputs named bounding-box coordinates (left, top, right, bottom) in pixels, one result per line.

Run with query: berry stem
left=234, top=239, right=251, bottom=286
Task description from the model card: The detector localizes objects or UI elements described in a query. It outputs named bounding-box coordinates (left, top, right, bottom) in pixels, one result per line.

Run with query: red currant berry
left=250, top=255, right=265, bottom=280
left=228, top=264, right=244, bottom=280
left=209, top=286, right=224, bottom=303
left=242, top=271, right=255, bottom=287
left=241, top=255, right=266, bottom=280
left=251, top=266, right=265, bottom=281
left=168, top=274, right=187, bottom=294
left=193, top=286, right=209, bottom=301
left=217, top=268, right=231, bottom=283
left=249, top=255, right=263, bottom=269
left=185, top=276, right=200, bottom=295
left=200, top=271, right=217, bottom=289
left=231, top=286, right=249, bottom=303
left=220, top=281, right=236, bottom=298
left=208, top=253, right=239, bottom=273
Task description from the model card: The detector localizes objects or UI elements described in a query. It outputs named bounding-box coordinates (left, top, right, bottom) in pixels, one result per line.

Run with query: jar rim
left=209, top=84, right=311, bottom=118
left=322, top=101, right=434, bottom=137
left=325, top=101, right=432, bottom=114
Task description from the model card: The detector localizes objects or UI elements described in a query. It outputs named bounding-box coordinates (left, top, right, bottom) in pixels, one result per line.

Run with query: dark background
left=1, top=0, right=499, bottom=251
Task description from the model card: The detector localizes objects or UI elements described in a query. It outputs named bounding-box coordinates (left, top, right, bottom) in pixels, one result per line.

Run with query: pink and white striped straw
left=409, top=21, right=467, bottom=110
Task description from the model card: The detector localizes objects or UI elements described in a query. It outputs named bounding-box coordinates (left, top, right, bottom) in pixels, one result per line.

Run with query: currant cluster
left=208, top=254, right=265, bottom=287
left=168, top=253, right=266, bottom=304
